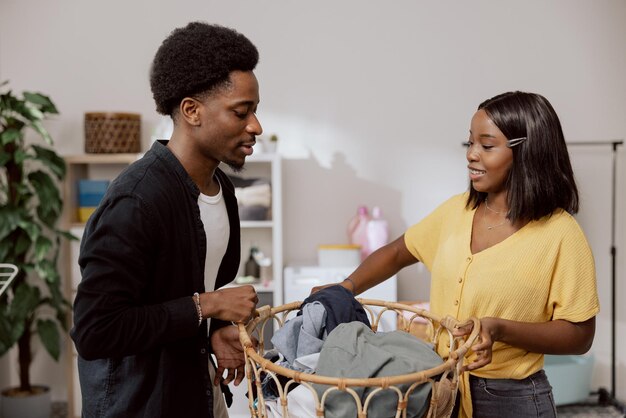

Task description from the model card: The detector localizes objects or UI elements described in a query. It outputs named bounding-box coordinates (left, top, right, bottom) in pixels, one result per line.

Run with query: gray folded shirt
left=314, top=321, right=444, bottom=418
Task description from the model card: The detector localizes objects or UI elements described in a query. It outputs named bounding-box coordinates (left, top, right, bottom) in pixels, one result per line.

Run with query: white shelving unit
left=62, top=151, right=282, bottom=418
left=221, top=152, right=283, bottom=309
left=219, top=152, right=283, bottom=417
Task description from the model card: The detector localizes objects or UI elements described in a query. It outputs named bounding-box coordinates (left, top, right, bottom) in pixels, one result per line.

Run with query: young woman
left=320, top=91, right=599, bottom=417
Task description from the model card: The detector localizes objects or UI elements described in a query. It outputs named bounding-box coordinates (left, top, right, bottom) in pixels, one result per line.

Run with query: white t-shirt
left=198, top=182, right=230, bottom=417
left=197, top=180, right=230, bottom=333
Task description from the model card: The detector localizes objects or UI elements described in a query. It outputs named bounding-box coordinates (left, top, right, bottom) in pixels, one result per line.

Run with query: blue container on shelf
left=78, top=179, right=109, bottom=206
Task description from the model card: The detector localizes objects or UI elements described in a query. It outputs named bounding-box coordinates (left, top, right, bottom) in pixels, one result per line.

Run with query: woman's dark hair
left=466, top=91, right=579, bottom=222
left=150, top=22, right=259, bottom=116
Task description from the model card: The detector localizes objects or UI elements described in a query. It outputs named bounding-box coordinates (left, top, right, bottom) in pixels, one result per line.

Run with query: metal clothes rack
left=0, top=263, right=18, bottom=297
left=567, top=140, right=623, bottom=408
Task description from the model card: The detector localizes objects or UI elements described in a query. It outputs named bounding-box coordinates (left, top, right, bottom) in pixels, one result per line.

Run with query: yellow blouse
left=404, top=193, right=599, bottom=417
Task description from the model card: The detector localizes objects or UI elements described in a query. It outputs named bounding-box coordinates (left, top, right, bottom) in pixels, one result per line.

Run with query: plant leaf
left=46, top=280, right=67, bottom=310
left=30, top=120, right=52, bottom=145
left=37, top=319, right=60, bottom=361
left=0, top=206, right=22, bottom=241
left=13, top=229, right=32, bottom=256
left=1, top=113, right=27, bottom=131
left=32, top=145, right=66, bottom=179
left=45, top=282, right=69, bottom=332
left=0, top=297, right=18, bottom=355
left=57, top=310, right=69, bottom=332
left=56, top=229, right=80, bottom=241
left=23, top=103, right=44, bottom=121
left=0, top=308, right=22, bottom=356
left=34, top=235, right=53, bottom=262
left=14, top=148, right=29, bottom=165
left=5, top=97, right=35, bottom=123
left=0, top=128, right=22, bottom=145
left=34, top=259, right=58, bottom=284
left=28, top=171, right=62, bottom=227
left=16, top=218, right=41, bottom=243
left=0, top=323, right=16, bottom=357
left=21, top=263, right=35, bottom=273
left=0, top=151, right=10, bottom=166
left=0, top=246, right=8, bottom=262
left=10, top=283, right=39, bottom=323
left=23, top=92, right=59, bottom=114
left=13, top=183, right=33, bottom=203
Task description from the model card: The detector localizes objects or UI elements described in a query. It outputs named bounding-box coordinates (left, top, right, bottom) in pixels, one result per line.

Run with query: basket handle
left=446, top=316, right=481, bottom=361
left=243, top=305, right=272, bottom=334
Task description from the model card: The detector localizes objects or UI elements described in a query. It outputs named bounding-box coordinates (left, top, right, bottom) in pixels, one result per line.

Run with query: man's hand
left=201, top=285, right=258, bottom=323
left=210, top=325, right=249, bottom=386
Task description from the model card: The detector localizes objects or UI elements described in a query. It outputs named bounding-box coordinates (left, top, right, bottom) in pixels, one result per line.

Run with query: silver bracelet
left=193, top=292, right=203, bottom=326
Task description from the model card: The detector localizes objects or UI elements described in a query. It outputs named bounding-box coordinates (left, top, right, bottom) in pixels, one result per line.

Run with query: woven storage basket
left=237, top=299, right=480, bottom=418
left=84, top=112, right=141, bottom=153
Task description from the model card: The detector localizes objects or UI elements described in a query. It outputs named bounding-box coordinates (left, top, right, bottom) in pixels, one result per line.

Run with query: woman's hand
left=310, top=280, right=353, bottom=295
left=453, top=316, right=596, bottom=372
left=453, top=317, right=500, bottom=372
left=311, top=236, right=418, bottom=297
left=310, top=282, right=338, bottom=295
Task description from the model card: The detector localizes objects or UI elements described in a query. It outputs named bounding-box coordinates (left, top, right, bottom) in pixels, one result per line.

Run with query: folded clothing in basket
left=299, top=285, right=370, bottom=334
left=314, top=321, right=444, bottom=418
left=271, top=285, right=370, bottom=367
left=261, top=286, right=373, bottom=404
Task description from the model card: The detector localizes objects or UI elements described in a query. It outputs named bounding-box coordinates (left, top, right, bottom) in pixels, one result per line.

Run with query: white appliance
left=283, top=265, right=398, bottom=332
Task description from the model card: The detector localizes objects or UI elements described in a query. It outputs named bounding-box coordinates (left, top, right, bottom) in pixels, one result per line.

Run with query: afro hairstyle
left=150, top=22, right=259, bottom=116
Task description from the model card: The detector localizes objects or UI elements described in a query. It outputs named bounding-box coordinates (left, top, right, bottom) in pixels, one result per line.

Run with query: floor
left=557, top=405, right=625, bottom=417
left=50, top=402, right=67, bottom=417
left=556, top=399, right=626, bottom=417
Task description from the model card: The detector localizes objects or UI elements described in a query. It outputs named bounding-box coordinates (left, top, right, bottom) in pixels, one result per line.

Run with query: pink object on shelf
left=347, top=205, right=370, bottom=260
left=366, top=206, right=389, bottom=255
left=402, top=301, right=430, bottom=324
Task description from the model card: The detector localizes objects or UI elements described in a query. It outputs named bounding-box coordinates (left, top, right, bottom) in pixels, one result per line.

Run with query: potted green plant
left=0, top=80, right=72, bottom=417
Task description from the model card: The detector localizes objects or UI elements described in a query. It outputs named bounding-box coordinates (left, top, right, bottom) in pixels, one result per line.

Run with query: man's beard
left=225, top=160, right=245, bottom=173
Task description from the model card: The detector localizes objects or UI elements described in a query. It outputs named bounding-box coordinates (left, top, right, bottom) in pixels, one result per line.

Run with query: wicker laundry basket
left=237, top=299, right=480, bottom=418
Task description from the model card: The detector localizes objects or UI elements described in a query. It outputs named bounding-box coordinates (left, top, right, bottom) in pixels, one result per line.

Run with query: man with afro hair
left=71, top=22, right=262, bottom=418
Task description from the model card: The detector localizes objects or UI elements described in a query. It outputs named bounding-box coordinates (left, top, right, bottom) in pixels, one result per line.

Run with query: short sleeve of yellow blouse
left=548, top=214, right=600, bottom=322
left=403, top=194, right=463, bottom=273
left=404, top=193, right=599, bottom=324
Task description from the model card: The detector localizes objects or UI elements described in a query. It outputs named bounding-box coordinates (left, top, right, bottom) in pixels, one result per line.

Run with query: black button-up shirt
left=71, top=141, right=240, bottom=417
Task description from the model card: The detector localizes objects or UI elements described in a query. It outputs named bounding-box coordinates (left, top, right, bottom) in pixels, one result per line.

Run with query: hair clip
left=506, top=137, right=527, bottom=148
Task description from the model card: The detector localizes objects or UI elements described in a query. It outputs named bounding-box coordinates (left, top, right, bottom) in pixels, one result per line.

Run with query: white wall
left=1, top=0, right=625, bottom=403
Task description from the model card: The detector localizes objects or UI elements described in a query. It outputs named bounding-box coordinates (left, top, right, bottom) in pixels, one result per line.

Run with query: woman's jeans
left=469, top=369, right=557, bottom=417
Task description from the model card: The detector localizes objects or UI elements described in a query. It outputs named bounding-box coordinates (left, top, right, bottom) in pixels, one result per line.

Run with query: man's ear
left=179, top=97, right=201, bottom=126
